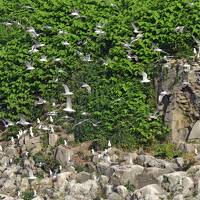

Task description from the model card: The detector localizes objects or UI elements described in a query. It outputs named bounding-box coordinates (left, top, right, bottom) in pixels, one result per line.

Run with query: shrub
left=1, top=0, right=199, bottom=148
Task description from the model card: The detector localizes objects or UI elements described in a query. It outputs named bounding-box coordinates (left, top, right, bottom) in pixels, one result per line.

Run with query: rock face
left=157, top=59, right=200, bottom=144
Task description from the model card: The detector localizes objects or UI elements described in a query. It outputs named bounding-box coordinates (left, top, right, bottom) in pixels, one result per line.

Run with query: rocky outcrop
left=157, top=59, right=200, bottom=145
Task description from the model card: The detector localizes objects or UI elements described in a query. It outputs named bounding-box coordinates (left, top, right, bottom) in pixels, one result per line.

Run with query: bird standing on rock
left=141, top=72, right=150, bottom=83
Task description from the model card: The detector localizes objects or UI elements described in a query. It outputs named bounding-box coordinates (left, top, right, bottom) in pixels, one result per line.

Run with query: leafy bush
left=153, top=143, right=182, bottom=159
left=22, top=190, right=34, bottom=200
left=0, top=0, right=200, bottom=148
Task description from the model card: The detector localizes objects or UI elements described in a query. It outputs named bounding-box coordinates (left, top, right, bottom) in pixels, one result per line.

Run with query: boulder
left=109, top=165, right=144, bottom=186
left=188, top=120, right=200, bottom=140
left=66, top=179, right=99, bottom=200
left=49, top=134, right=59, bottom=147
left=54, top=145, right=73, bottom=166
left=76, top=171, right=91, bottom=183
left=131, top=184, right=167, bottom=200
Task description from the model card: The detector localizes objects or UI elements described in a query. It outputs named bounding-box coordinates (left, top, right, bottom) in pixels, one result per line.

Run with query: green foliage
left=153, top=143, right=182, bottom=159
left=125, top=181, right=135, bottom=192
left=1, top=0, right=200, bottom=148
left=22, top=190, right=34, bottom=200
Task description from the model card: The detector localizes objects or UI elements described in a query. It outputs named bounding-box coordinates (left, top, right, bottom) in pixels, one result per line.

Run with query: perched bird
left=108, top=140, right=111, bottom=148
left=39, top=55, right=47, bottom=62
left=29, top=126, right=34, bottom=137
left=81, top=112, right=90, bottom=116
left=27, top=27, right=40, bottom=38
left=11, top=136, right=15, bottom=145
left=158, top=91, right=171, bottom=103
left=131, top=22, right=142, bottom=34
left=62, top=84, right=73, bottom=96
left=50, top=125, right=55, bottom=133
left=27, top=168, right=37, bottom=180
left=16, top=117, right=31, bottom=126
left=81, top=83, right=91, bottom=93
left=64, top=140, right=68, bottom=147
left=37, top=118, right=41, bottom=124
left=183, top=63, right=191, bottom=72
left=63, top=96, right=76, bottom=113
left=35, top=97, right=47, bottom=105
left=49, top=116, right=53, bottom=123
left=91, top=148, right=95, bottom=155
left=33, top=190, right=37, bottom=197
left=25, top=62, right=35, bottom=70
left=195, top=148, right=198, bottom=156
left=141, top=72, right=150, bottom=83
left=129, top=156, right=133, bottom=165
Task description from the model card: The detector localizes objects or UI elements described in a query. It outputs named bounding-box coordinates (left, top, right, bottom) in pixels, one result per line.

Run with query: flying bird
left=39, top=55, right=47, bottom=62
left=25, top=62, right=35, bottom=70
left=62, top=84, right=74, bottom=96
left=131, top=22, right=142, bottom=34
left=61, top=41, right=70, bottom=46
left=81, top=83, right=91, bottom=93
left=141, top=72, right=150, bottom=83
left=16, top=117, right=31, bottom=126
left=26, top=27, right=40, bottom=38
left=35, top=97, right=47, bottom=105
left=83, top=54, right=93, bottom=62
left=63, top=96, right=76, bottom=113
left=70, top=10, right=80, bottom=17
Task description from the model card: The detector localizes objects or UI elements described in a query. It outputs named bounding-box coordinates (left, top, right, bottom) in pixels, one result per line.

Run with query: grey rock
left=116, top=185, right=128, bottom=198
left=49, top=133, right=59, bottom=147
left=76, top=171, right=91, bottom=183
left=188, top=120, right=200, bottom=140
left=108, top=192, right=123, bottom=200
left=131, top=184, right=167, bottom=200
left=54, top=145, right=73, bottom=166
left=99, top=175, right=109, bottom=188
left=109, top=165, right=143, bottom=186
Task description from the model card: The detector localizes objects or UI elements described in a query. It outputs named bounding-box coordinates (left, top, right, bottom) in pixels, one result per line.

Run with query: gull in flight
left=35, top=97, right=47, bottom=105
left=141, top=72, right=150, bottom=83
left=131, top=22, right=142, bottom=34
left=158, top=91, right=171, bottom=103
left=83, top=54, right=93, bottom=62
left=27, top=27, right=40, bottom=38
left=16, top=116, right=31, bottom=126
left=25, top=62, right=35, bottom=70
left=153, top=47, right=168, bottom=54
left=46, top=111, right=58, bottom=116
left=58, top=30, right=68, bottom=35
left=62, top=84, right=74, bottom=96
left=95, top=28, right=105, bottom=35
left=28, top=45, right=39, bottom=53
left=39, top=55, right=47, bottom=62
left=61, top=41, right=70, bottom=46
left=174, top=26, right=184, bottom=33
left=3, top=22, right=12, bottom=26
left=63, top=96, right=76, bottom=113
left=70, top=9, right=80, bottom=17
left=2, top=119, right=14, bottom=127
left=81, top=83, right=91, bottom=93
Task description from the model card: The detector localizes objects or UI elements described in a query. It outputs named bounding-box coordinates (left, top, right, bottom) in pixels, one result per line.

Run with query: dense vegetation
left=0, top=0, right=200, bottom=148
